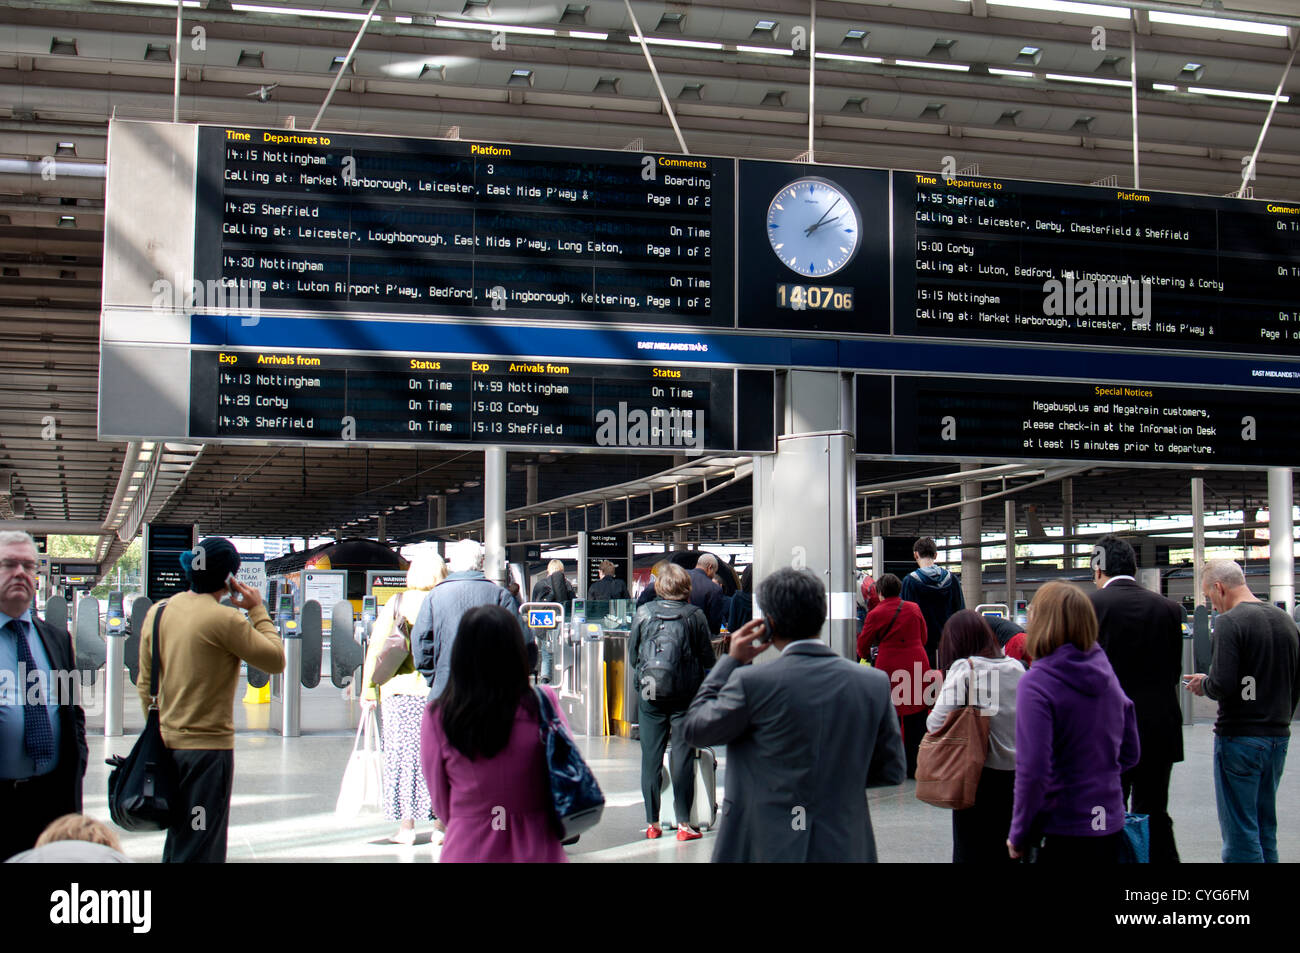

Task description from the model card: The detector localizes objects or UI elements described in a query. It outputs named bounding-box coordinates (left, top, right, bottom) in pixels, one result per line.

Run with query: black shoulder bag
left=106, top=602, right=181, bottom=831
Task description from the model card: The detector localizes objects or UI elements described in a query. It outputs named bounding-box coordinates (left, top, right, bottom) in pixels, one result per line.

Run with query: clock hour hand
left=803, top=197, right=843, bottom=236
left=805, top=211, right=845, bottom=236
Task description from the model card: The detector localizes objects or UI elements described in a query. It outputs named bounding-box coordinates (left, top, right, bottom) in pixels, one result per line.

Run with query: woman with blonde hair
left=362, top=549, right=448, bottom=845
left=1007, top=581, right=1139, bottom=863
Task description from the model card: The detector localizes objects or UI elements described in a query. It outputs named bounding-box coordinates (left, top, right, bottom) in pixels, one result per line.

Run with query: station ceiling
left=0, top=0, right=1296, bottom=560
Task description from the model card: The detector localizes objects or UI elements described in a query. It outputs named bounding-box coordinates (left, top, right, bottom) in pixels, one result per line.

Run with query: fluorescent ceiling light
left=232, top=4, right=378, bottom=19
left=989, top=67, right=1035, bottom=77
left=895, top=59, right=970, bottom=73
left=95, top=0, right=200, bottom=5
left=568, top=30, right=608, bottom=40
left=1150, top=11, right=1288, bottom=37
left=632, top=36, right=724, bottom=50
left=957, top=0, right=1129, bottom=19
left=1046, top=72, right=1131, bottom=87
left=736, top=44, right=795, bottom=56
left=815, top=51, right=884, bottom=64
left=1152, top=83, right=1177, bottom=91
left=1189, top=85, right=1289, bottom=103
left=435, top=18, right=557, bottom=35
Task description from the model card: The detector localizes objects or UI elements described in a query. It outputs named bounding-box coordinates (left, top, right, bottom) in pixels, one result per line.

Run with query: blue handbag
left=533, top=687, right=605, bottom=844
left=1119, top=812, right=1150, bottom=863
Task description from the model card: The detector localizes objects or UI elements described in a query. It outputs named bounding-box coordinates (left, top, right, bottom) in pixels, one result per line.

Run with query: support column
left=1005, top=499, right=1016, bottom=612
left=526, top=463, right=539, bottom=539
left=1062, top=477, right=1075, bottom=569
left=960, top=464, right=983, bottom=610
left=484, top=449, right=506, bottom=585
left=1268, top=467, right=1294, bottom=609
left=1192, top=477, right=1205, bottom=607
left=672, top=453, right=688, bottom=549
left=753, top=371, right=855, bottom=658
left=376, top=515, right=386, bottom=544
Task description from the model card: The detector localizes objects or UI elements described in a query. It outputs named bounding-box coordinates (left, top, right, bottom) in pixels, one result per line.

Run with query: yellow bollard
left=242, top=681, right=270, bottom=704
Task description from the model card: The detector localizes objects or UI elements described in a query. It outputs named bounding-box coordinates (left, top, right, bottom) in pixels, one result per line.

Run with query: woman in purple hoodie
left=1008, top=582, right=1140, bottom=863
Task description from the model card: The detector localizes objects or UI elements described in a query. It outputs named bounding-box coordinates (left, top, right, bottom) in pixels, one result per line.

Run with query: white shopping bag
left=335, top=707, right=385, bottom=818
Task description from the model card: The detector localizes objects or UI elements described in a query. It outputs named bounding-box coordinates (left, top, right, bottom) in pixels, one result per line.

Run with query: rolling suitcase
left=659, top=745, right=718, bottom=830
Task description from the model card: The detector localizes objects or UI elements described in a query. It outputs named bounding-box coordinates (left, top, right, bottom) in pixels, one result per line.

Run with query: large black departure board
left=193, top=128, right=734, bottom=325
left=188, top=349, right=770, bottom=452
left=856, top=373, right=1297, bottom=468
left=892, top=173, right=1300, bottom=353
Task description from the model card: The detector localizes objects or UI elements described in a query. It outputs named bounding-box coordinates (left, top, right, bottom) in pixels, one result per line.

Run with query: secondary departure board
left=893, top=173, right=1300, bottom=353
left=188, top=350, right=760, bottom=452
left=856, top=374, right=1298, bottom=468
left=193, top=127, right=734, bottom=325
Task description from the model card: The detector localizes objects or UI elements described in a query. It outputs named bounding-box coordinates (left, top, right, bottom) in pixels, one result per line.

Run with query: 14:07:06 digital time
left=775, top=284, right=854, bottom=311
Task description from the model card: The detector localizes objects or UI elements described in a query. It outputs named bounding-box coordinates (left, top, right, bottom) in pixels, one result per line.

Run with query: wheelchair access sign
left=528, top=609, right=558, bottom=629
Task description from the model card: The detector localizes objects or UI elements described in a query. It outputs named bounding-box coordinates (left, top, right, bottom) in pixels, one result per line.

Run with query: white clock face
left=765, top=177, right=861, bottom=278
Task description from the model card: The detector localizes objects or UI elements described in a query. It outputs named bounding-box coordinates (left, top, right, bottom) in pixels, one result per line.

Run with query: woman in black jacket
left=629, top=562, right=714, bottom=842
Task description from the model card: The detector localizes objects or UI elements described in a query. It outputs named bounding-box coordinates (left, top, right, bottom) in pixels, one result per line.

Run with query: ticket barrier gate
left=104, top=592, right=128, bottom=737
left=73, top=594, right=105, bottom=672
left=534, top=603, right=606, bottom=739
left=331, top=599, right=365, bottom=689
left=1181, top=605, right=1195, bottom=726
left=270, top=598, right=329, bottom=737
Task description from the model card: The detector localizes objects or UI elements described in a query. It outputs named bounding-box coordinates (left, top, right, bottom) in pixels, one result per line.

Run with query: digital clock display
left=775, top=284, right=855, bottom=311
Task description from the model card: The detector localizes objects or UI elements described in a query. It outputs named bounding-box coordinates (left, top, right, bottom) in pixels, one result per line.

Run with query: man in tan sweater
left=138, top=536, right=284, bottom=862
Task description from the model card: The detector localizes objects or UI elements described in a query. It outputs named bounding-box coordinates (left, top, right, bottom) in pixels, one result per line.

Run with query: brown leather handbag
left=915, top=663, right=992, bottom=810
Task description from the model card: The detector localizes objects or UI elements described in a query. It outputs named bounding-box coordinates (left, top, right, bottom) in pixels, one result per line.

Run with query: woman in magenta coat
left=421, top=604, right=569, bottom=863
left=856, top=572, right=933, bottom=778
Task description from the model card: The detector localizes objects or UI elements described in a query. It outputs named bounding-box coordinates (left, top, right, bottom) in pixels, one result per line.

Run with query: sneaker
left=645, top=824, right=662, bottom=839
left=676, top=825, right=703, bottom=841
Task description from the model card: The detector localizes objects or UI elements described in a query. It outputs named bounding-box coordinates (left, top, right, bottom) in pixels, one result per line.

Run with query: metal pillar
left=1005, top=499, right=1016, bottom=612
left=376, top=515, right=386, bottom=544
left=1062, top=477, right=1075, bottom=569
left=1192, top=477, right=1205, bottom=607
left=960, top=464, right=983, bottom=609
left=672, top=453, right=688, bottom=549
left=1268, top=467, right=1294, bottom=608
left=484, top=448, right=506, bottom=585
left=526, top=463, right=539, bottom=538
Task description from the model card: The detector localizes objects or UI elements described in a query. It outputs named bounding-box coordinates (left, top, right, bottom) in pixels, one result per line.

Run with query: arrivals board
left=194, top=127, right=734, bottom=326
left=189, top=350, right=758, bottom=452
left=856, top=374, right=1297, bottom=468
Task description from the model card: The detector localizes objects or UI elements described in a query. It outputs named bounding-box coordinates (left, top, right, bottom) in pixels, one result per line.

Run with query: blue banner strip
left=191, top=314, right=1300, bottom=392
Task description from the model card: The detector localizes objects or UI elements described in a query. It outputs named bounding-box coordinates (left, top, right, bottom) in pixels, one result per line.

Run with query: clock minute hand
left=806, top=212, right=846, bottom=237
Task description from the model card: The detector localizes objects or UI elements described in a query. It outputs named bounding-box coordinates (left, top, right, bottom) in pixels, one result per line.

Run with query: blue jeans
left=1213, top=735, right=1289, bottom=863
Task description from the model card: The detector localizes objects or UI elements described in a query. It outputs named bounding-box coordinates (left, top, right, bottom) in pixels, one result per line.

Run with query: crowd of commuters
left=2, top=527, right=1297, bottom=866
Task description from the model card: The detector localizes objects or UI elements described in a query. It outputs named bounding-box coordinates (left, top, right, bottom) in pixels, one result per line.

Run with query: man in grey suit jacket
left=681, top=568, right=906, bottom=862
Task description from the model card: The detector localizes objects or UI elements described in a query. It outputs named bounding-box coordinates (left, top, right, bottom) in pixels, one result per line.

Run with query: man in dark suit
left=1089, top=534, right=1183, bottom=863
left=0, top=531, right=88, bottom=859
left=681, top=567, right=905, bottom=862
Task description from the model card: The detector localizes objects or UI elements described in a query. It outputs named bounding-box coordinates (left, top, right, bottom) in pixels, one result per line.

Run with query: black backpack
left=638, top=609, right=696, bottom=700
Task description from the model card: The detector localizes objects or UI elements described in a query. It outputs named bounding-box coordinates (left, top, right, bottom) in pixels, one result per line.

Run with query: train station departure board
left=193, top=128, right=734, bottom=325
left=892, top=173, right=1300, bottom=353
left=856, top=374, right=1298, bottom=468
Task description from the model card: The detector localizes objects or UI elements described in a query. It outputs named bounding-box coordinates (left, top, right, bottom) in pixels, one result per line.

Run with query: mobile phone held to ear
left=752, top=620, right=772, bottom=647
left=226, top=573, right=239, bottom=599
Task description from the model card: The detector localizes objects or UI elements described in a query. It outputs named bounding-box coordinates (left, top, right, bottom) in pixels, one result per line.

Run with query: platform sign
left=527, top=608, right=558, bottom=629
left=303, top=570, right=346, bottom=632
left=143, top=523, right=194, bottom=602
left=580, top=531, right=632, bottom=598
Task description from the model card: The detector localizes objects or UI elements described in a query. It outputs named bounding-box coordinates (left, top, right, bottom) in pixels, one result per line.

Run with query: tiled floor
left=81, top=677, right=1297, bottom=863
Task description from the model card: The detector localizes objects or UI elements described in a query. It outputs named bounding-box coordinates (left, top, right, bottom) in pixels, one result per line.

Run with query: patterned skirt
left=381, top=693, right=435, bottom=822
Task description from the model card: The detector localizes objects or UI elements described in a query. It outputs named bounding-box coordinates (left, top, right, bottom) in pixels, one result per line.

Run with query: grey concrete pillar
left=484, top=449, right=506, bottom=585
left=1269, top=468, right=1294, bottom=608
left=960, top=464, right=983, bottom=609
left=753, top=370, right=856, bottom=658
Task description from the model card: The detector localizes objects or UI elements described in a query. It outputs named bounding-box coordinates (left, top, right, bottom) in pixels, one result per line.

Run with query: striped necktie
left=6, top=619, right=56, bottom=773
